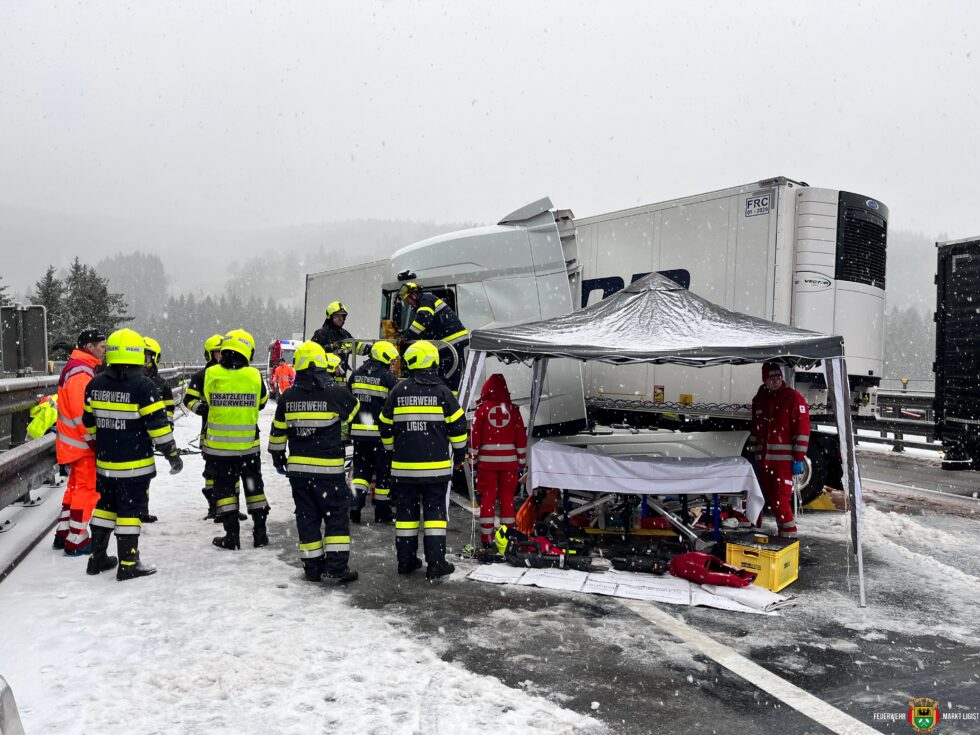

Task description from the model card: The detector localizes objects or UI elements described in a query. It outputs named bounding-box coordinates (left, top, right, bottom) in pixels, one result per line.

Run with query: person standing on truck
left=53, top=328, right=106, bottom=556
left=746, top=362, right=811, bottom=538
left=399, top=282, right=469, bottom=396
left=268, top=341, right=361, bottom=585
left=470, top=374, right=527, bottom=547
left=82, top=328, right=183, bottom=580
left=347, top=340, right=399, bottom=524
left=379, top=341, right=468, bottom=579
left=271, top=357, right=296, bottom=399
left=312, top=301, right=355, bottom=378
left=203, top=329, right=271, bottom=551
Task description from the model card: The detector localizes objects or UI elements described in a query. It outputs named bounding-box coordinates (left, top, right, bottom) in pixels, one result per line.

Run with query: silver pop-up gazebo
left=457, top=272, right=867, bottom=606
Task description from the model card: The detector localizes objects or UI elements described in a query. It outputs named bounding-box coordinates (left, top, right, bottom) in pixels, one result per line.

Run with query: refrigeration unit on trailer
left=380, top=177, right=889, bottom=499
left=303, top=260, right=386, bottom=344
left=934, top=236, right=980, bottom=471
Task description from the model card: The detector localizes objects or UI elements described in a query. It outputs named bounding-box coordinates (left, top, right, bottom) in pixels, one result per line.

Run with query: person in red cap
left=469, top=374, right=527, bottom=547
left=745, top=362, right=811, bottom=537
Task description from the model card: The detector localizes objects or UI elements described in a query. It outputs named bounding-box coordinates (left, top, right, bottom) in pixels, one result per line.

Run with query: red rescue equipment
left=668, top=552, right=757, bottom=587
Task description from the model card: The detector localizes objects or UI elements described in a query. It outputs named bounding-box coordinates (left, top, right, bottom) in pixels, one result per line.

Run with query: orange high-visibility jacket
left=272, top=363, right=296, bottom=392
left=56, top=349, right=101, bottom=463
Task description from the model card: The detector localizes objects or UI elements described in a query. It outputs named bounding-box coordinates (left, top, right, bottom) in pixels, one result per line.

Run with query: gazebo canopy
left=468, top=272, right=843, bottom=366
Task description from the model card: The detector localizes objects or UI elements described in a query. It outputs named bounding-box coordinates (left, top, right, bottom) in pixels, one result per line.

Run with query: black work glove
left=272, top=453, right=287, bottom=475
left=167, top=451, right=184, bottom=475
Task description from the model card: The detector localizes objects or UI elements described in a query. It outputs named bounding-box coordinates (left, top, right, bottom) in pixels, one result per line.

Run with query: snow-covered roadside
left=0, top=407, right=601, bottom=735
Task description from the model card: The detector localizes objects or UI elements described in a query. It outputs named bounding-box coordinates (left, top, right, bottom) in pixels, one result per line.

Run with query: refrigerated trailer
left=379, top=177, right=889, bottom=498
left=934, top=236, right=980, bottom=470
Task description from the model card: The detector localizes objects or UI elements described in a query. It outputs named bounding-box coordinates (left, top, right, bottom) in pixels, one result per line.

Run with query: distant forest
left=9, top=226, right=941, bottom=383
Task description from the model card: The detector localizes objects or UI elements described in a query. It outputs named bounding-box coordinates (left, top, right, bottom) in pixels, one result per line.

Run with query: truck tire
left=799, top=434, right=836, bottom=505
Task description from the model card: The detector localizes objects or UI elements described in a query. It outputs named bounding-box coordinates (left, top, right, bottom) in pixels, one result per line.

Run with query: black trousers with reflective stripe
left=212, top=455, right=267, bottom=517
left=393, top=480, right=447, bottom=565
left=351, top=439, right=391, bottom=511
left=95, top=477, right=150, bottom=534
left=290, top=476, right=350, bottom=575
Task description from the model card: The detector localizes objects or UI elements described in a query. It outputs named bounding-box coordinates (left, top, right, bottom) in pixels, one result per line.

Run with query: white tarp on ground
left=529, top=440, right=765, bottom=522
left=466, top=565, right=795, bottom=616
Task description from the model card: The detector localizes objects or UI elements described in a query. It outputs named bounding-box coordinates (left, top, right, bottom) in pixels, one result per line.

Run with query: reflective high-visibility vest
left=28, top=394, right=58, bottom=440
left=203, top=365, right=263, bottom=457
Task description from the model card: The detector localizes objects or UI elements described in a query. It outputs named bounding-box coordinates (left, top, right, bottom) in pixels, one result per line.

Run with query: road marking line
left=619, top=599, right=882, bottom=735
left=864, top=477, right=980, bottom=503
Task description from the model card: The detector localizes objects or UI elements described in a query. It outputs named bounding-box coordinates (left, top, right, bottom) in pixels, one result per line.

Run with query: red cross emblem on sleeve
left=488, top=404, right=511, bottom=428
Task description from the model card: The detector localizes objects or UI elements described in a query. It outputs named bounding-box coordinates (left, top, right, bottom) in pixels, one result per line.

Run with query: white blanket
left=467, top=565, right=794, bottom=616
left=530, top=440, right=764, bottom=522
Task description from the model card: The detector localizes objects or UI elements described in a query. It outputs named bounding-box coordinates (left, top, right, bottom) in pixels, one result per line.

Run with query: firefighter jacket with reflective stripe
left=56, top=349, right=101, bottom=463
left=82, top=365, right=175, bottom=479
left=347, top=358, right=399, bottom=440
left=746, top=383, right=811, bottom=467
left=182, top=362, right=216, bottom=438
left=148, top=368, right=175, bottom=427
left=268, top=369, right=359, bottom=477
left=202, top=363, right=267, bottom=457
left=407, top=293, right=468, bottom=346
left=312, top=321, right=353, bottom=352
left=470, top=374, right=527, bottom=470
left=379, top=370, right=468, bottom=483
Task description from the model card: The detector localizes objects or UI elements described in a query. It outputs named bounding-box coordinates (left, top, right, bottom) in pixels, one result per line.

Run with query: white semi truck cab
left=381, top=178, right=888, bottom=497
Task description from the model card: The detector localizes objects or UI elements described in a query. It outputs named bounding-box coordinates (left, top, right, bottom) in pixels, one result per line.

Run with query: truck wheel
left=799, top=436, right=833, bottom=505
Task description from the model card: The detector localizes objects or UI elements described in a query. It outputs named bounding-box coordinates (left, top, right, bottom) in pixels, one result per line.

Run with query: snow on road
left=0, top=408, right=600, bottom=735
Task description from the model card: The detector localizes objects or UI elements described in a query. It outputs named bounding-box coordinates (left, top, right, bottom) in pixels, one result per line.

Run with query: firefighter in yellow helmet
left=268, top=341, right=360, bottom=584
left=347, top=340, right=399, bottom=524
left=399, top=282, right=469, bottom=396
left=312, top=300, right=355, bottom=378
left=202, top=329, right=270, bottom=550
left=183, top=333, right=233, bottom=520
left=82, top=328, right=182, bottom=580
left=379, top=341, right=468, bottom=579
left=137, top=336, right=173, bottom=524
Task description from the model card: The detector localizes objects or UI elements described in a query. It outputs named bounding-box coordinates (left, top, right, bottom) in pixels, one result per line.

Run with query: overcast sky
left=1, top=1, right=977, bottom=239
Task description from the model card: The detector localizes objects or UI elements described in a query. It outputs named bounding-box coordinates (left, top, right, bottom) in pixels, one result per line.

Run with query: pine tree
left=62, top=257, right=131, bottom=341
left=32, top=265, right=69, bottom=354
left=0, top=275, right=10, bottom=306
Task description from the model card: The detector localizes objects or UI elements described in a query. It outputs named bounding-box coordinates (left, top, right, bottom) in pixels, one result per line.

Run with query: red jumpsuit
left=470, top=374, right=527, bottom=545
left=747, top=369, right=811, bottom=536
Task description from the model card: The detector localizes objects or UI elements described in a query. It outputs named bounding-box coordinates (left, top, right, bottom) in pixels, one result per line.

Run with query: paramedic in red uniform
left=469, top=374, right=527, bottom=547
left=746, top=362, right=810, bottom=538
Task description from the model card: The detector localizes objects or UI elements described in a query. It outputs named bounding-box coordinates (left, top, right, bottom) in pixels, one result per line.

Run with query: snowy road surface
left=1, top=405, right=979, bottom=734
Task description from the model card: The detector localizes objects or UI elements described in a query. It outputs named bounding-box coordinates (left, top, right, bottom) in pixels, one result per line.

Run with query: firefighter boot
left=212, top=515, right=241, bottom=550
left=374, top=503, right=393, bottom=524
left=202, top=487, right=216, bottom=521
left=115, top=536, right=157, bottom=581
left=252, top=511, right=269, bottom=549
left=302, top=559, right=324, bottom=582
left=397, top=557, right=423, bottom=576
left=321, top=567, right=359, bottom=585
left=86, top=526, right=118, bottom=575
left=425, top=559, right=456, bottom=580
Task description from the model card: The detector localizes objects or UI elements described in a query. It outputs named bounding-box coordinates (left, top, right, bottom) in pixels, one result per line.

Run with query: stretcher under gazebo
left=456, top=273, right=868, bottom=606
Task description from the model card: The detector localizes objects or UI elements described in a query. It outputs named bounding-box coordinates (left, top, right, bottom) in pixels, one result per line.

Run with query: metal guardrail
left=0, top=365, right=202, bottom=516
